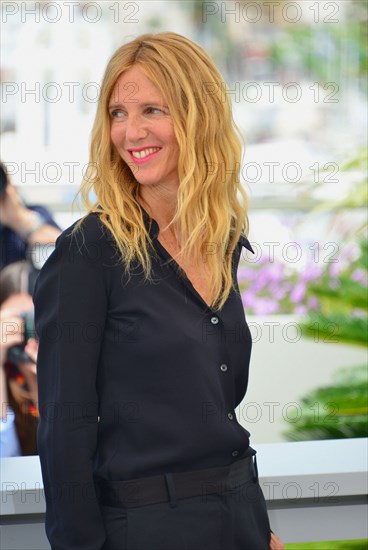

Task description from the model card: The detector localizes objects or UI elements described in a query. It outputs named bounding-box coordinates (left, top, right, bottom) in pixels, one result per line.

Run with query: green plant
left=285, top=539, right=368, bottom=550
left=300, top=235, right=368, bottom=348
left=284, top=149, right=368, bottom=441
left=283, top=365, right=368, bottom=441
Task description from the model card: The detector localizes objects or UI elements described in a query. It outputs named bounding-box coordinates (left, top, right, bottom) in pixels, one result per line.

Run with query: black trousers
left=96, top=454, right=272, bottom=550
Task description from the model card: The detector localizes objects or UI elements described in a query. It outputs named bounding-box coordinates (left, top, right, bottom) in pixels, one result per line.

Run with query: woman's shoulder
left=55, top=212, right=113, bottom=251
left=42, top=213, right=117, bottom=274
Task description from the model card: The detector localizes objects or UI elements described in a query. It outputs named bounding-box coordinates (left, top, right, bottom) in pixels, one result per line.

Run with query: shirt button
left=232, top=450, right=239, bottom=457
left=210, top=316, right=219, bottom=325
left=220, top=364, right=228, bottom=372
left=227, top=412, right=234, bottom=420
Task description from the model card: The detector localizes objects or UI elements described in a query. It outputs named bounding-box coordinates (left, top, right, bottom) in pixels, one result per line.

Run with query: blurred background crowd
left=0, top=162, right=61, bottom=456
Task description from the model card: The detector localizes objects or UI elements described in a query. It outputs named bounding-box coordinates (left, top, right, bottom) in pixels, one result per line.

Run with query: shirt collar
left=140, top=204, right=255, bottom=254
left=238, top=234, right=255, bottom=254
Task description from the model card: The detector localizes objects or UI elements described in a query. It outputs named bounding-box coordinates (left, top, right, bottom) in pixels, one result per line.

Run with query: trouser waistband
left=94, top=449, right=258, bottom=509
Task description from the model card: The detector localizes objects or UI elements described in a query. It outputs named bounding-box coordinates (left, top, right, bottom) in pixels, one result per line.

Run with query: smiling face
left=109, top=65, right=180, bottom=190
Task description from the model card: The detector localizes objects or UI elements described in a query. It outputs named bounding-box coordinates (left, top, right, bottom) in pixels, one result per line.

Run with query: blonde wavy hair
left=70, top=31, right=251, bottom=312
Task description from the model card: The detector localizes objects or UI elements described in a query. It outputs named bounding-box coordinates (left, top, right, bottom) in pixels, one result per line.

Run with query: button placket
left=210, top=314, right=238, bottom=455
left=205, top=310, right=242, bottom=461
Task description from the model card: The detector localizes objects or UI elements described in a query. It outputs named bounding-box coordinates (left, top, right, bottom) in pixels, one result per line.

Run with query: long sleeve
left=33, top=205, right=256, bottom=549
left=33, top=215, right=108, bottom=550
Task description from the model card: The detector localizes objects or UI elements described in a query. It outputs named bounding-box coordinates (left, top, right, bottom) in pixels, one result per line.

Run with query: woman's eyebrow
left=108, top=102, right=168, bottom=109
left=108, top=103, right=124, bottom=110
left=141, top=102, right=168, bottom=108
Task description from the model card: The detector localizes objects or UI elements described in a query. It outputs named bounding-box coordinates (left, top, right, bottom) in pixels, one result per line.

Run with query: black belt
left=94, top=449, right=259, bottom=509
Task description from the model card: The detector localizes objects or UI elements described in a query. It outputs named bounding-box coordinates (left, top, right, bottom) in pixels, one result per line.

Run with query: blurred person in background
left=0, top=160, right=61, bottom=456
left=34, top=32, right=284, bottom=550
left=0, top=161, right=61, bottom=271
left=0, top=260, right=39, bottom=457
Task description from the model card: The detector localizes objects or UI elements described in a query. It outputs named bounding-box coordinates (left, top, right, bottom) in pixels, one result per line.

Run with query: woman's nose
left=125, top=114, right=148, bottom=142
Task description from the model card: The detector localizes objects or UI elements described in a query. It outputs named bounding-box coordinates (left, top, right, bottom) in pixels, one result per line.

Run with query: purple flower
left=252, top=274, right=269, bottom=291
left=343, top=244, right=360, bottom=261
left=237, top=266, right=257, bottom=281
left=241, top=292, right=257, bottom=308
left=238, top=242, right=368, bottom=316
left=269, top=263, right=285, bottom=282
left=294, top=304, right=307, bottom=315
left=253, top=298, right=280, bottom=315
left=307, top=296, right=319, bottom=310
left=300, top=263, right=323, bottom=282
left=269, top=284, right=288, bottom=300
left=290, top=281, right=306, bottom=304
left=328, top=261, right=342, bottom=278
left=351, top=268, right=368, bottom=287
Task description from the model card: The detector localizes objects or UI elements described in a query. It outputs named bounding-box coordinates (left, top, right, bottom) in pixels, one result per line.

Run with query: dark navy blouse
left=33, top=205, right=255, bottom=550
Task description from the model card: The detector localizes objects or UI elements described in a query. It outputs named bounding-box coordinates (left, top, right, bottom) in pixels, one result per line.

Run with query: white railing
left=1, top=438, right=367, bottom=549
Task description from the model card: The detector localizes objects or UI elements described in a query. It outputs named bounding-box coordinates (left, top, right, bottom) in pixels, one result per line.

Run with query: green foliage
left=300, top=235, right=368, bottom=347
left=311, top=147, right=368, bottom=218
left=283, top=365, right=368, bottom=441
left=286, top=235, right=368, bottom=440
left=269, top=17, right=367, bottom=85
left=286, top=148, right=368, bottom=442
left=301, top=311, right=367, bottom=348
left=340, top=146, right=368, bottom=173
left=285, top=539, right=368, bottom=550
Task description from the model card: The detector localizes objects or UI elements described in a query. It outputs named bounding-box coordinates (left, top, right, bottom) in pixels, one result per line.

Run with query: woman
left=34, top=32, right=284, bottom=550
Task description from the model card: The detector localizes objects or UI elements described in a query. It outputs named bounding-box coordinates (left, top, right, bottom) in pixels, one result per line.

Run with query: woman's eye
left=146, top=107, right=164, bottom=115
left=110, top=110, right=125, bottom=118
left=109, top=107, right=167, bottom=118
